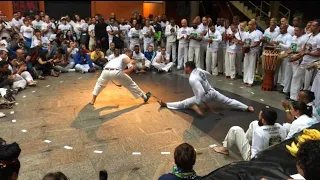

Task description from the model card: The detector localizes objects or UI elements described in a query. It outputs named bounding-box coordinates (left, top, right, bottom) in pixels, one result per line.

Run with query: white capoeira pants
left=222, top=120, right=258, bottom=160
left=188, top=46, right=200, bottom=68
left=243, top=52, right=257, bottom=85
left=92, top=69, right=145, bottom=98
left=236, top=50, right=243, bottom=75
left=225, top=52, right=236, bottom=79
left=127, top=60, right=151, bottom=69
left=20, top=71, right=34, bottom=82
left=75, top=63, right=97, bottom=73
left=12, top=74, right=27, bottom=89
left=152, top=62, right=174, bottom=72
left=217, top=47, right=226, bottom=73
left=166, top=42, right=177, bottom=64
left=290, top=64, right=315, bottom=100
left=274, top=58, right=289, bottom=86
left=166, top=89, right=248, bottom=111
left=205, top=48, right=218, bottom=75
left=0, top=88, right=7, bottom=97
left=177, top=43, right=188, bottom=69
left=283, top=61, right=299, bottom=93
left=199, top=43, right=207, bottom=69
left=311, top=69, right=320, bottom=108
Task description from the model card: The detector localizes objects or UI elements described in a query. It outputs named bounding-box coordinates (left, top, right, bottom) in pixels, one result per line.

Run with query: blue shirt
left=74, top=52, right=93, bottom=68
left=144, top=51, right=155, bottom=61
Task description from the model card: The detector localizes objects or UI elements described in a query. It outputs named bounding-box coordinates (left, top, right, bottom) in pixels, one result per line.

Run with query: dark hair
left=208, top=22, right=215, bottom=27
left=261, top=108, right=278, bottom=125
left=295, top=23, right=306, bottom=30
left=57, top=48, right=65, bottom=55
left=42, top=172, right=69, bottom=180
left=0, top=50, right=7, bottom=55
left=0, top=60, right=8, bottom=68
left=134, top=45, right=140, bottom=49
left=0, top=142, right=21, bottom=180
left=301, top=90, right=315, bottom=102
left=174, top=143, right=196, bottom=171
left=34, top=29, right=41, bottom=34
left=296, top=140, right=320, bottom=180
left=314, top=19, right=320, bottom=26
left=291, top=101, right=313, bottom=117
left=185, top=61, right=196, bottom=70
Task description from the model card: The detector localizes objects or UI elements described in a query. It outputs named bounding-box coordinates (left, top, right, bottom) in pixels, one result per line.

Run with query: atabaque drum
left=262, top=47, right=280, bottom=91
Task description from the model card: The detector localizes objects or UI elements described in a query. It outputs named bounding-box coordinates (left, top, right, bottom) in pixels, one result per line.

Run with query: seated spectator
left=213, top=108, right=286, bottom=160
left=106, top=42, right=116, bottom=57
left=144, top=45, right=156, bottom=62
left=0, top=61, right=27, bottom=91
left=80, top=44, right=91, bottom=55
left=10, top=49, right=37, bottom=86
left=128, top=45, right=150, bottom=73
left=152, top=47, right=173, bottom=72
left=158, top=143, right=198, bottom=180
left=74, top=48, right=95, bottom=73
left=65, top=30, right=75, bottom=42
left=25, top=47, right=45, bottom=79
left=66, top=41, right=78, bottom=70
left=107, top=48, right=120, bottom=61
left=42, top=172, right=69, bottom=180
left=0, top=141, right=21, bottom=180
left=31, top=29, right=50, bottom=51
left=20, top=19, right=33, bottom=47
left=50, top=48, right=69, bottom=73
left=90, top=46, right=107, bottom=68
left=285, top=101, right=317, bottom=139
left=32, top=48, right=59, bottom=77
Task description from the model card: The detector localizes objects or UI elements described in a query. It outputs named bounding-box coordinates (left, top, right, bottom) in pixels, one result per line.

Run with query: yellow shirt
left=90, top=51, right=105, bottom=61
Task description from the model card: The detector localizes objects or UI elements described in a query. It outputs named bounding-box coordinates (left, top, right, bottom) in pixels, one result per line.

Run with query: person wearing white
left=32, top=15, right=44, bottom=31
left=66, top=41, right=79, bottom=70
left=11, top=12, right=23, bottom=33
left=106, top=18, right=119, bottom=47
left=128, top=24, right=143, bottom=50
left=188, top=20, right=202, bottom=68
left=152, top=47, right=174, bottom=72
left=88, top=18, right=96, bottom=51
left=290, top=20, right=320, bottom=100
left=128, top=45, right=151, bottom=73
left=242, top=20, right=261, bottom=86
left=177, top=19, right=189, bottom=70
left=204, top=23, right=222, bottom=75
left=198, top=17, right=209, bottom=69
left=158, top=61, right=254, bottom=116
left=216, top=18, right=228, bottom=74
left=311, top=67, right=320, bottom=112
left=41, top=15, right=56, bottom=39
left=20, top=20, right=33, bottom=47
left=72, top=15, right=82, bottom=41
left=119, top=18, right=131, bottom=49
left=58, top=18, right=72, bottom=36
left=31, top=29, right=50, bottom=50
left=213, top=108, right=286, bottom=160
left=225, top=24, right=241, bottom=79
left=165, top=19, right=179, bottom=65
left=89, top=50, right=151, bottom=105
left=262, top=22, right=280, bottom=44
left=271, top=24, right=292, bottom=86
left=280, top=18, right=295, bottom=36
left=235, top=23, right=248, bottom=76
left=142, top=20, right=155, bottom=53
left=285, top=101, right=317, bottom=139
left=283, top=26, right=310, bottom=95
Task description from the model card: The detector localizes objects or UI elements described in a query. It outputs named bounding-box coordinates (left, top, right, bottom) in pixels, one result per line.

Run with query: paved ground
left=0, top=69, right=286, bottom=180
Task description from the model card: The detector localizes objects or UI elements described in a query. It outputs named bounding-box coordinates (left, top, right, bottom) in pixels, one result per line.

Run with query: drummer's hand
left=281, top=100, right=289, bottom=110
left=287, top=50, right=293, bottom=54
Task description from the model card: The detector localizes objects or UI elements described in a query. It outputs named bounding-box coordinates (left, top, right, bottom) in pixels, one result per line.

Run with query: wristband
left=285, top=109, right=290, bottom=112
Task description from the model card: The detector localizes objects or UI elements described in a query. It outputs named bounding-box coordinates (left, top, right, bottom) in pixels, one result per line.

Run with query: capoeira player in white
left=89, top=49, right=152, bottom=105
left=158, top=61, right=254, bottom=116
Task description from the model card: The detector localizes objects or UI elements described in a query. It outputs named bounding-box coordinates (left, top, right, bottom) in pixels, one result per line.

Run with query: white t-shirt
left=32, top=20, right=44, bottom=30
left=226, top=32, right=242, bottom=53
left=275, top=33, right=292, bottom=51
left=133, top=51, right=147, bottom=63
left=58, top=24, right=72, bottom=35
left=72, top=21, right=82, bottom=39
left=187, top=27, right=201, bottom=48
left=68, top=47, right=79, bottom=63
left=286, top=114, right=317, bottom=139
left=119, top=24, right=131, bottom=40
left=198, top=23, right=209, bottom=46
left=41, top=22, right=56, bottom=38
left=107, top=25, right=119, bottom=42
left=177, top=27, right=189, bottom=44
left=251, top=121, right=287, bottom=158
left=205, top=30, right=222, bottom=50
left=20, top=25, right=34, bottom=39
left=244, top=30, right=260, bottom=53
left=263, top=28, right=280, bottom=42
left=128, top=28, right=142, bottom=45
left=216, top=25, right=226, bottom=48
left=31, top=36, right=50, bottom=48
left=154, top=52, right=170, bottom=62
left=287, top=25, right=295, bottom=36
left=142, top=26, right=155, bottom=44
left=236, top=31, right=248, bottom=51
left=302, top=33, right=320, bottom=65
left=88, top=24, right=95, bottom=37
left=290, top=34, right=310, bottom=53
left=104, top=54, right=129, bottom=69
left=165, top=24, right=179, bottom=43
left=11, top=18, right=23, bottom=33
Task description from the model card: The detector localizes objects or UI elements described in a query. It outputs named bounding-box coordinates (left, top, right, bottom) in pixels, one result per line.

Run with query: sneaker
left=99, top=170, right=108, bottom=180
left=144, top=92, right=152, bottom=103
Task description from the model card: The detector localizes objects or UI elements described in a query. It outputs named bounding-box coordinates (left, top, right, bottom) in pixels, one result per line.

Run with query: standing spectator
left=106, top=42, right=116, bottom=57
left=119, top=18, right=131, bottom=49
left=216, top=18, right=227, bottom=75
left=58, top=17, right=72, bottom=36
left=32, top=15, right=43, bottom=31
left=177, top=19, right=189, bottom=70
left=20, top=19, right=33, bottom=47
left=198, top=17, right=209, bottom=69
left=205, top=22, right=222, bottom=76
left=41, top=15, right=56, bottom=39
left=95, top=17, right=109, bottom=52
left=159, top=143, right=198, bottom=180
left=79, top=19, right=89, bottom=48
left=187, top=20, right=202, bottom=68
left=153, top=16, right=162, bottom=50
left=142, top=19, right=155, bottom=53
left=128, top=23, right=143, bottom=50
left=11, top=12, right=23, bottom=33
left=165, top=19, right=178, bottom=66
left=88, top=18, right=96, bottom=51
left=106, top=18, right=119, bottom=49
left=160, top=14, right=169, bottom=47
left=72, top=14, right=82, bottom=42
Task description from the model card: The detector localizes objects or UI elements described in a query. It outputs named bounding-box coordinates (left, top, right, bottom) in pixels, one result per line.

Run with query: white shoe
left=68, top=69, right=76, bottom=72
left=0, top=112, right=5, bottom=118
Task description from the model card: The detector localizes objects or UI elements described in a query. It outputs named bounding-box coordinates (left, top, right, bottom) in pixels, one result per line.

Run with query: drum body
left=262, top=48, right=280, bottom=91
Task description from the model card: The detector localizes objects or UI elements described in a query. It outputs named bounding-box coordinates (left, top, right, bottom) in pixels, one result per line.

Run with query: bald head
left=194, top=16, right=201, bottom=25
left=270, top=18, right=277, bottom=24
left=181, top=19, right=187, bottom=27
left=16, top=49, right=24, bottom=58
left=248, top=20, right=256, bottom=32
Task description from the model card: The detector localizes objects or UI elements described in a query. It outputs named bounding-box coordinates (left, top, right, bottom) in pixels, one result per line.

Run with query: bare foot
left=212, top=146, right=229, bottom=155
left=140, top=69, right=146, bottom=73
left=191, top=104, right=204, bottom=116
left=89, top=100, right=95, bottom=105
left=157, top=100, right=167, bottom=107
left=247, top=106, right=254, bottom=112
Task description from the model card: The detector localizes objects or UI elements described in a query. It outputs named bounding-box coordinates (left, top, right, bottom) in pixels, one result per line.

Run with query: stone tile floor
left=0, top=70, right=285, bottom=180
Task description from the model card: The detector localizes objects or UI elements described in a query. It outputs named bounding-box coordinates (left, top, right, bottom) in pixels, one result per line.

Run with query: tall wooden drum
left=262, top=47, right=280, bottom=91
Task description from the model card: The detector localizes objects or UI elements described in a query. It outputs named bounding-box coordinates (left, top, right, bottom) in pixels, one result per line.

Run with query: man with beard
left=212, top=108, right=286, bottom=160
left=188, top=20, right=202, bottom=68
left=94, top=17, right=109, bottom=52
left=128, top=22, right=143, bottom=51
